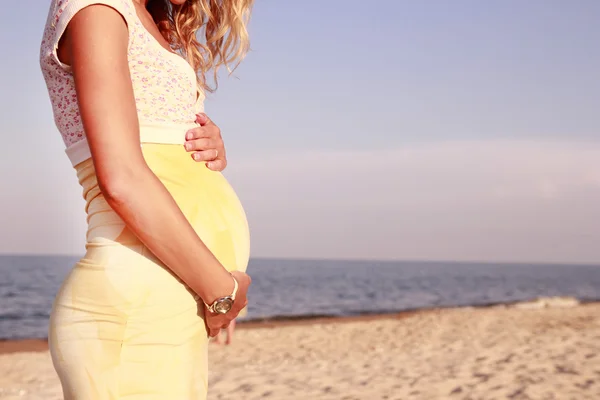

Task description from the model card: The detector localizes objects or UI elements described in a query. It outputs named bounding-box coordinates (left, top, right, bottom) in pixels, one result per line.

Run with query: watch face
left=214, top=298, right=233, bottom=314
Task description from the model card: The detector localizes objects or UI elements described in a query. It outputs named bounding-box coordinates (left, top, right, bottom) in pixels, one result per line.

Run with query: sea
left=1, top=255, right=599, bottom=340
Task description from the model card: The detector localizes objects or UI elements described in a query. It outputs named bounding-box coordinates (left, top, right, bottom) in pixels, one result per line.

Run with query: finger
left=195, top=113, right=211, bottom=126
left=184, top=138, right=215, bottom=152
left=207, top=320, right=223, bottom=336
left=186, top=127, right=212, bottom=140
left=206, top=159, right=226, bottom=172
left=192, top=149, right=219, bottom=162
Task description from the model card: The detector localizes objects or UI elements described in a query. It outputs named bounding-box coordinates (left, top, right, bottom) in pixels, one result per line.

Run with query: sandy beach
left=0, top=301, right=598, bottom=400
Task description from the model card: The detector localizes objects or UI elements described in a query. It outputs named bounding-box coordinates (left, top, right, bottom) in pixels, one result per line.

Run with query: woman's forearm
left=100, top=162, right=233, bottom=304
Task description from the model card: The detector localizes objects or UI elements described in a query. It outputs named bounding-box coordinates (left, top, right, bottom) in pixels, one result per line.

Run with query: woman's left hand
left=184, top=113, right=227, bottom=171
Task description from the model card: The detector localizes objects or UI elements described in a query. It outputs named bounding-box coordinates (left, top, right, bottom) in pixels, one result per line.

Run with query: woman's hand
left=184, top=113, right=228, bottom=172
left=204, top=271, right=251, bottom=337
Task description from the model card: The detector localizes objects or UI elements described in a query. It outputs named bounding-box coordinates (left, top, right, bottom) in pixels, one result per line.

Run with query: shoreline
left=0, top=312, right=419, bottom=355
left=2, top=297, right=595, bottom=355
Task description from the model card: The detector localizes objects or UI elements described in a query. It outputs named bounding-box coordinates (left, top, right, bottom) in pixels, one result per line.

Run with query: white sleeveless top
left=40, top=0, right=205, bottom=166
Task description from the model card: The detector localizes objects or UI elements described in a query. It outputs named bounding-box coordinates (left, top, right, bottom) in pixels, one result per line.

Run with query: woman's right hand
left=204, top=270, right=252, bottom=337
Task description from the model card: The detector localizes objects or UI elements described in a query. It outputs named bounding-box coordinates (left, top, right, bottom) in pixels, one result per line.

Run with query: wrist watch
left=204, top=274, right=238, bottom=314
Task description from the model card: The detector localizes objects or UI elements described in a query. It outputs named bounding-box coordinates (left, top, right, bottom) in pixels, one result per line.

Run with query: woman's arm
left=64, top=5, right=246, bottom=310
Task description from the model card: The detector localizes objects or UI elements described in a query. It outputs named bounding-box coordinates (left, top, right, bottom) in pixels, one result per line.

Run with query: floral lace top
left=40, top=0, right=204, bottom=166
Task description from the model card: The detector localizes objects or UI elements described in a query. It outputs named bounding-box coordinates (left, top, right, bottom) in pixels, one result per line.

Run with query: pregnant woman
left=39, top=0, right=253, bottom=398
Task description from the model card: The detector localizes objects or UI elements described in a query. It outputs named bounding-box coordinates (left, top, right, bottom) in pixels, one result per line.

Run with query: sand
left=0, top=302, right=599, bottom=400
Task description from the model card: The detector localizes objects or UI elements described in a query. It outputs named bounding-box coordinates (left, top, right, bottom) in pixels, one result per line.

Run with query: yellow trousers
left=49, top=144, right=250, bottom=399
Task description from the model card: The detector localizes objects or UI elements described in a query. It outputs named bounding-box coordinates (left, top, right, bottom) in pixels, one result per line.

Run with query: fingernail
left=186, top=131, right=193, bottom=140
left=184, top=142, right=191, bottom=151
left=193, top=153, right=200, bottom=161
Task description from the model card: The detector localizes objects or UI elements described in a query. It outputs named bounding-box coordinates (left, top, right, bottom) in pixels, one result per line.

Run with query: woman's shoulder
left=46, top=0, right=136, bottom=35
left=41, top=0, right=138, bottom=69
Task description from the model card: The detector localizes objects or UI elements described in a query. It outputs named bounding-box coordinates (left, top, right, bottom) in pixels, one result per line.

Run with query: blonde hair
left=148, top=0, right=254, bottom=92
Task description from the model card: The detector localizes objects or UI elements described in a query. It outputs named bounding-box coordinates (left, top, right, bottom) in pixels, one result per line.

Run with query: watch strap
left=230, top=273, right=239, bottom=301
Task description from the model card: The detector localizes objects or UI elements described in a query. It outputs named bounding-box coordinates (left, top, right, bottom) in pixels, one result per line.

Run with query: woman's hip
left=49, top=243, right=209, bottom=399
left=48, top=242, right=206, bottom=374
left=50, top=242, right=201, bottom=327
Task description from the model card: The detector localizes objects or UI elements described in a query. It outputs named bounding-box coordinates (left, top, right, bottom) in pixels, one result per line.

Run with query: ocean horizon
left=1, top=254, right=599, bottom=340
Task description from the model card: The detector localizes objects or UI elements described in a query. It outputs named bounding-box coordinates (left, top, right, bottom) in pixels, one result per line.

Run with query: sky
left=0, top=0, right=599, bottom=264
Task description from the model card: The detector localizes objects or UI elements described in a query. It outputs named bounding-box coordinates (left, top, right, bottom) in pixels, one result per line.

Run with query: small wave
left=0, top=311, right=49, bottom=321
left=511, top=296, right=580, bottom=309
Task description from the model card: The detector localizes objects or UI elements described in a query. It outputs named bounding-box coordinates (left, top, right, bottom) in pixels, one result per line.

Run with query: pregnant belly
left=141, top=143, right=250, bottom=273
left=81, top=143, right=250, bottom=274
